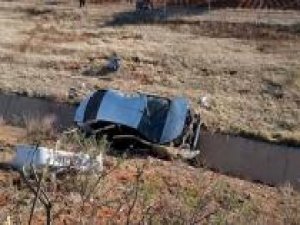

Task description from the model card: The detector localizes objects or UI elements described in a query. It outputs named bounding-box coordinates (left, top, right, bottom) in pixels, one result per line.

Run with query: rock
left=199, top=96, right=209, bottom=108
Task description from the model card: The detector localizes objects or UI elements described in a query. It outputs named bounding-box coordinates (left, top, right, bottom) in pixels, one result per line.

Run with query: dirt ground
left=0, top=0, right=299, bottom=145
left=0, top=124, right=299, bottom=225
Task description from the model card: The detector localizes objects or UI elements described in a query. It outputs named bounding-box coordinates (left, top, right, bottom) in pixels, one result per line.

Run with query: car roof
left=75, top=89, right=146, bottom=128
left=75, top=89, right=189, bottom=144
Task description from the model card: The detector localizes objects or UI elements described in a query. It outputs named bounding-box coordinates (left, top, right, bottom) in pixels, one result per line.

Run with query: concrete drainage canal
left=0, top=93, right=299, bottom=189
left=0, top=93, right=76, bottom=128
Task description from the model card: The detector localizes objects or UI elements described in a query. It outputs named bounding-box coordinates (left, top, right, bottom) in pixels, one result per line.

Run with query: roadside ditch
left=0, top=92, right=299, bottom=189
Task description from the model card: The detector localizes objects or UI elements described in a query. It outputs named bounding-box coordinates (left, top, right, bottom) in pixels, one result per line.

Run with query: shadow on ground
left=82, top=66, right=114, bottom=78
left=104, top=5, right=210, bottom=26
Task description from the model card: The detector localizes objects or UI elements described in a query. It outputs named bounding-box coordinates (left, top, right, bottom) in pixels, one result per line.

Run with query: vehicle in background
left=136, top=0, right=154, bottom=11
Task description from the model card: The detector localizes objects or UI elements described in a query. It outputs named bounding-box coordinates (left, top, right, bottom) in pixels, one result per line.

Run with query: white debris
left=11, top=145, right=103, bottom=172
left=81, top=82, right=86, bottom=89
left=199, top=96, right=209, bottom=108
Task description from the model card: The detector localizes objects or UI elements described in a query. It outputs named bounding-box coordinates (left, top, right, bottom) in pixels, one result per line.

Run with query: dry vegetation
left=0, top=2, right=300, bottom=223
left=0, top=114, right=300, bottom=225
left=0, top=122, right=300, bottom=225
left=0, top=0, right=300, bottom=145
left=23, top=115, right=57, bottom=142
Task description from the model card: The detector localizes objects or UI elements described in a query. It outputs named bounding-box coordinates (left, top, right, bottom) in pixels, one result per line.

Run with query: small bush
left=279, top=184, right=300, bottom=225
left=0, top=116, right=6, bottom=126
left=24, top=115, right=56, bottom=142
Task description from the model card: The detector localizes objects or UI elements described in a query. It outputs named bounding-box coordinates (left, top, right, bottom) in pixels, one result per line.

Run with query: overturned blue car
left=74, top=89, right=201, bottom=150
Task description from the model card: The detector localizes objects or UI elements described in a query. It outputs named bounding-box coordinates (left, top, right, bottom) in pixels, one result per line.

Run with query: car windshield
left=137, top=96, right=170, bottom=143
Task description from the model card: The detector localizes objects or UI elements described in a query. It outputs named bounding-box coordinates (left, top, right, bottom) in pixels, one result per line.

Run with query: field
left=0, top=123, right=300, bottom=224
left=0, top=1, right=300, bottom=224
left=0, top=0, right=299, bottom=144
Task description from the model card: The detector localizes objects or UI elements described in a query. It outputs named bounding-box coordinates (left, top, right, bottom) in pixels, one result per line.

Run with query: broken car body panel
left=160, top=97, right=189, bottom=143
left=75, top=89, right=199, bottom=147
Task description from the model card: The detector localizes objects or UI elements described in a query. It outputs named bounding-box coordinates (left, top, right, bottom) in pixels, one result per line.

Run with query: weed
left=209, top=211, right=227, bottom=225
left=24, top=115, right=56, bottom=142
left=140, top=176, right=162, bottom=205
left=211, top=180, right=244, bottom=211
left=180, top=186, right=199, bottom=209
left=0, top=116, right=6, bottom=126
left=279, top=184, right=300, bottom=225
left=232, top=200, right=260, bottom=224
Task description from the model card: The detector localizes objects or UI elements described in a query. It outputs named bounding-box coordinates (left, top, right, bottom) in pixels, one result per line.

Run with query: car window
left=138, top=96, right=170, bottom=143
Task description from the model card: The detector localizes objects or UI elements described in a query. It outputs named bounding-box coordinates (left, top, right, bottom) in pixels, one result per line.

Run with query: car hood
left=159, top=97, right=189, bottom=144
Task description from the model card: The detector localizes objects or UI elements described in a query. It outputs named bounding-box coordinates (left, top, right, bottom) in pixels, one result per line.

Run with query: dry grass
left=24, top=115, right=57, bottom=142
left=1, top=152, right=300, bottom=224
left=0, top=116, right=6, bottom=126
left=279, top=184, right=300, bottom=225
left=0, top=1, right=299, bottom=145
left=0, top=124, right=299, bottom=224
